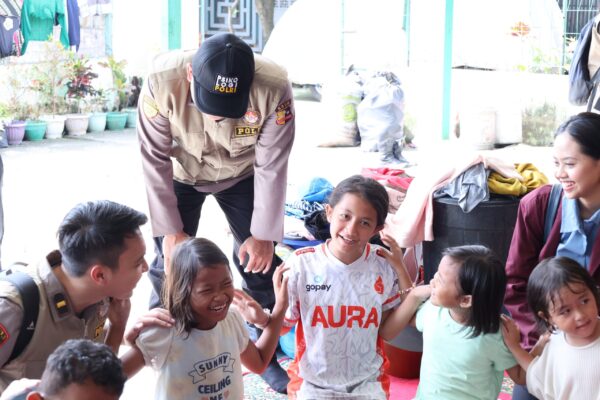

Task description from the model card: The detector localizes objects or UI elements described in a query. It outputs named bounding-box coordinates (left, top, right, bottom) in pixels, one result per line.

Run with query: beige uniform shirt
left=138, top=50, right=295, bottom=241
left=0, top=251, right=109, bottom=392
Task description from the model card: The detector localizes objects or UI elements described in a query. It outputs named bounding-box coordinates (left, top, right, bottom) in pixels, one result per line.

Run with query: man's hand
left=238, top=236, right=274, bottom=274
left=162, top=231, right=189, bottom=275
left=124, top=308, right=175, bottom=347
left=107, top=298, right=131, bottom=330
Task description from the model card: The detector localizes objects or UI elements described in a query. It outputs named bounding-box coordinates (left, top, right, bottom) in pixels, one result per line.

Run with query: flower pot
left=88, top=112, right=107, bottom=132
left=24, top=121, right=47, bottom=141
left=5, top=120, right=26, bottom=145
left=65, top=114, right=90, bottom=136
left=40, top=115, right=66, bottom=139
left=125, top=108, right=137, bottom=128
left=106, top=112, right=128, bottom=131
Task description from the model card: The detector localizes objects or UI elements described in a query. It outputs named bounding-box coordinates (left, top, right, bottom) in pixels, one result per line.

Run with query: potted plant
left=87, top=89, right=108, bottom=132
left=24, top=104, right=47, bottom=142
left=64, top=54, right=98, bottom=136
left=32, top=39, right=70, bottom=139
left=3, top=66, right=30, bottom=145
left=100, top=56, right=128, bottom=130
left=124, top=75, right=143, bottom=128
left=4, top=102, right=29, bottom=145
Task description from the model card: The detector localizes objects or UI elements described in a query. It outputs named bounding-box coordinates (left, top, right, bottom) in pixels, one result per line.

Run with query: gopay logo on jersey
left=306, top=275, right=331, bottom=292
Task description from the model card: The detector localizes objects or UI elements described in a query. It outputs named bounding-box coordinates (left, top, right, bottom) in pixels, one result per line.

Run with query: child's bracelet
left=255, top=309, right=271, bottom=329
left=399, top=284, right=416, bottom=296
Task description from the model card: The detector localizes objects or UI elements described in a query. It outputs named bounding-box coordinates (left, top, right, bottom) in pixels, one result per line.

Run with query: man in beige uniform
left=138, top=33, right=294, bottom=393
left=0, top=200, right=149, bottom=392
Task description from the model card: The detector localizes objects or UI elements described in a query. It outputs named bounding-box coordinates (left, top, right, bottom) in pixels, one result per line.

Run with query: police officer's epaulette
left=294, top=247, right=316, bottom=256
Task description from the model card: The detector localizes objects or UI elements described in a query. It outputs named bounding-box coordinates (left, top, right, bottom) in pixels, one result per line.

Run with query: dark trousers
left=512, top=384, right=538, bottom=400
left=148, top=176, right=281, bottom=310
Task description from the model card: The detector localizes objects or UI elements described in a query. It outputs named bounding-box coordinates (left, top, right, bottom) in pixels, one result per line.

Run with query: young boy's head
left=26, top=339, right=126, bottom=400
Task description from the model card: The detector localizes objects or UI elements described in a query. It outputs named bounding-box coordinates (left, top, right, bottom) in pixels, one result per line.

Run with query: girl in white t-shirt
left=502, top=256, right=600, bottom=400
left=282, top=175, right=415, bottom=399
left=121, top=237, right=288, bottom=400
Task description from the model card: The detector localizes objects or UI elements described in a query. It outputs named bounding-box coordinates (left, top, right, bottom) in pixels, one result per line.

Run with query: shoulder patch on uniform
left=295, top=247, right=316, bottom=256
left=142, top=95, right=159, bottom=119
left=275, top=99, right=293, bottom=126
left=0, top=324, right=9, bottom=347
left=242, top=110, right=261, bottom=125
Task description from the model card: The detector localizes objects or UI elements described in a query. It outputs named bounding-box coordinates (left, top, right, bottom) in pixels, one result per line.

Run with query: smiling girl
left=120, top=238, right=288, bottom=400
left=281, top=175, right=414, bottom=399
left=504, top=112, right=600, bottom=399
left=502, top=257, right=600, bottom=400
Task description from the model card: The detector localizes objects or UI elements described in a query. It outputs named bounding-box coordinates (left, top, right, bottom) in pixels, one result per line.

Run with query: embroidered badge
left=213, top=74, right=238, bottom=94
left=0, top=324, right=9, bottom=347
left=234, top=126, right=259, bottom=137
left=94, top=321, right=105, bottom=339
left=142, top=95, right=159, bottom=119
left=275, top=100, right=293, bottom=125
left=242, top=110, right=261, bottom=125
left=374, top=276, right=384, bottom=294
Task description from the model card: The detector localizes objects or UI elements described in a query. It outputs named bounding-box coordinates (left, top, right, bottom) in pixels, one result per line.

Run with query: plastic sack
left=357, top=72, right=406, bottom=163
left=317, top=67, right=363, bottom=147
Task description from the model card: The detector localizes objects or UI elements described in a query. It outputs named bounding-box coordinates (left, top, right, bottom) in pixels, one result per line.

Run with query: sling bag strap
left=0, top=270, right=40, bottom=365
left=544, top=184, right=563, bottom=243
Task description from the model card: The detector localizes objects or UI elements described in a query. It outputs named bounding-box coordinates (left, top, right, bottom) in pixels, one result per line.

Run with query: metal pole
left=441, top=0, right=454, bottom=140
left=403, top=0, right=411, bottom=66
left=168, top=0, right=182, bottom=49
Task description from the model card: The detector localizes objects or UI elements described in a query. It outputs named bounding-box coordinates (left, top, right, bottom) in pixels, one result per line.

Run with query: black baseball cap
left=191, top=33, right=255, bottom=119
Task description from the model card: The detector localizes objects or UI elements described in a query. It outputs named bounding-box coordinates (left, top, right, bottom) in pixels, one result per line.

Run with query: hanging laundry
left=0, top=0, right=22, bottom=16
left=65, top=0, right=78, bottom=50
left=20, top=0, right=69, bottom=54
left=0, top=15, right=21, bottom=57
left=0, top=0, right=23, bottom=58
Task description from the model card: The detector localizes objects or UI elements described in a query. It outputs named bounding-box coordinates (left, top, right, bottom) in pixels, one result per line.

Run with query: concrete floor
left=0, top=99, right=555, bottom=398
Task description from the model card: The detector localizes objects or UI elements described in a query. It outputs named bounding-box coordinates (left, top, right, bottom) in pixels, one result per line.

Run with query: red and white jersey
left=283, top=242, right=401, bottom=399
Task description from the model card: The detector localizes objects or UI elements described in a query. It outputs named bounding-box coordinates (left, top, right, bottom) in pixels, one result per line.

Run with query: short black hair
left=442, top=245, right=506, bottom=337
left=327, top=175, right=389, bottom=227
left=527, top=256, right=600, bottom=334
left=164, top=237, right=231, bottom=335
left=555, top=112, right=600, bottom=159
left=39, top=339, right=125, bottom=396
left=58, top=200, right=148, bottom=277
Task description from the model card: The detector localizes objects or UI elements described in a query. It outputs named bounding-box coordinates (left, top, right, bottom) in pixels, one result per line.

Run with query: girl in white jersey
left=282, top=175, right=416, bottom=399
left=502, top=257, right=600, bottom=400
left=120, top=238, right=289, bottom=400
left=381, top=245, right=528, bottom=400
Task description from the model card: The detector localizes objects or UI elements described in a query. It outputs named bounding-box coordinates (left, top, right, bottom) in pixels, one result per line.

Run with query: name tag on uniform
left=234, top=127, right=259, bottom=137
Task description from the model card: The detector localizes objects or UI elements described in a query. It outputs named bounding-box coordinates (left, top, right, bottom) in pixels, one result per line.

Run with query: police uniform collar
left=38, top=251, right=105, bottom=323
